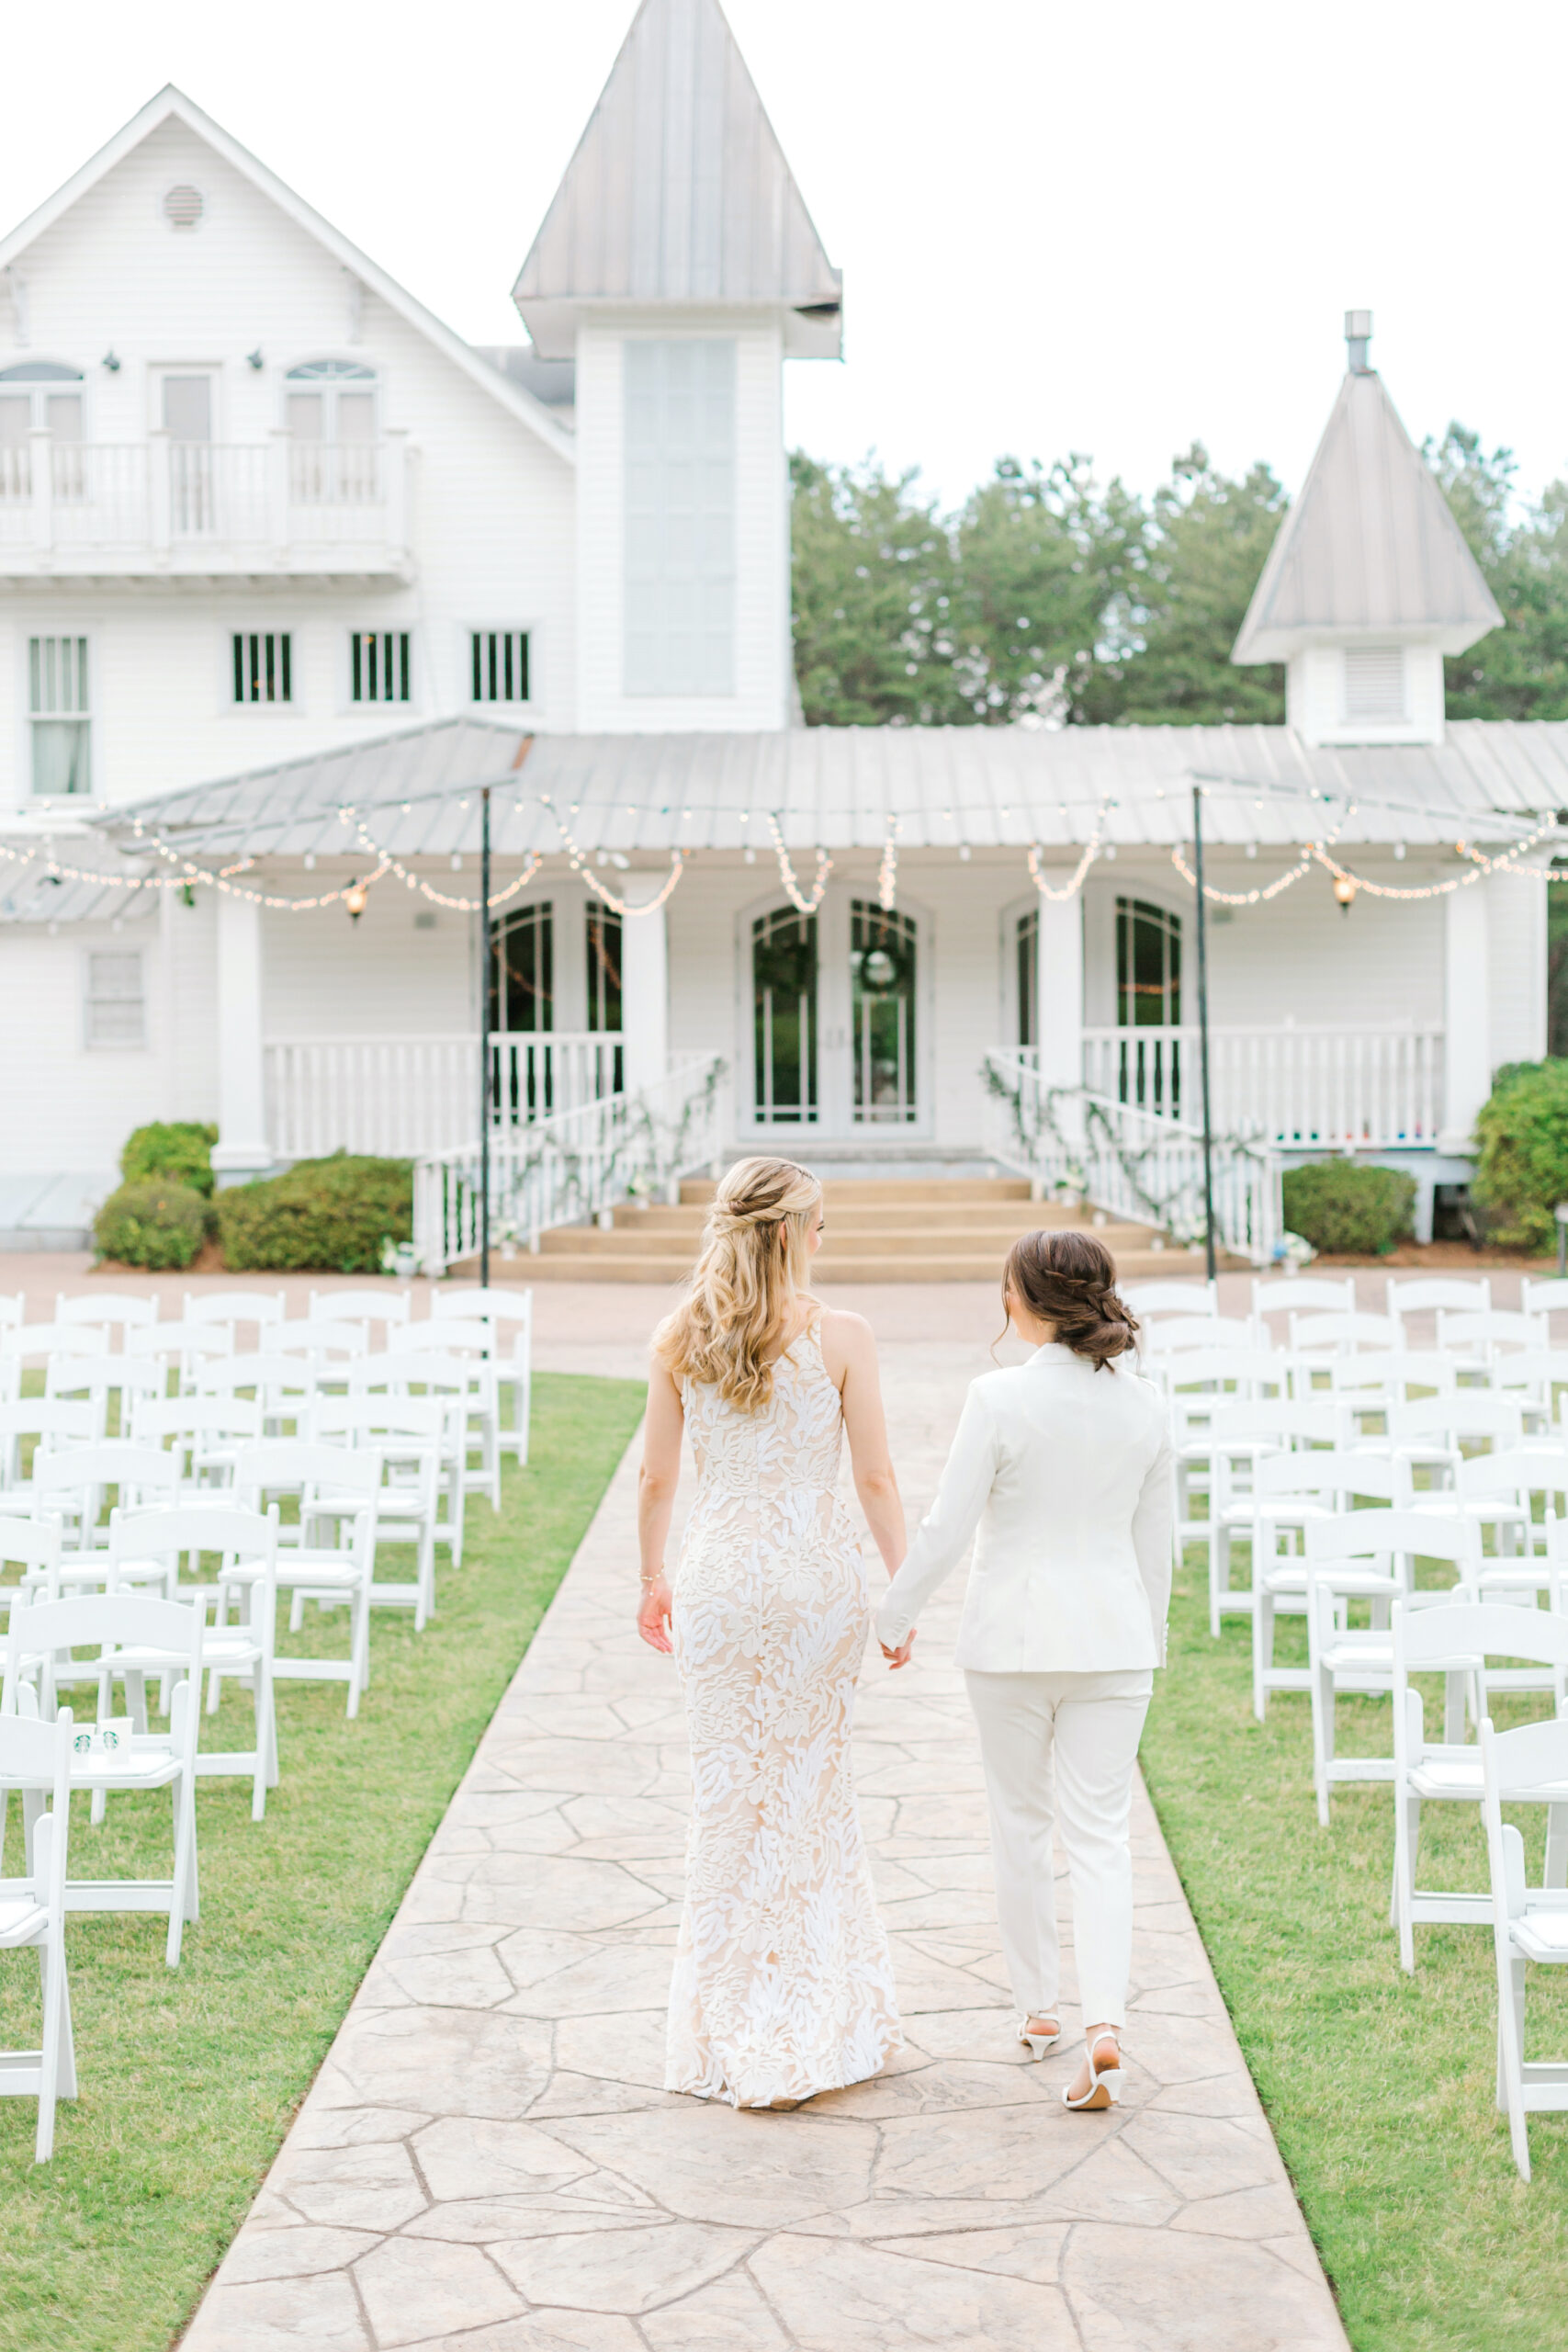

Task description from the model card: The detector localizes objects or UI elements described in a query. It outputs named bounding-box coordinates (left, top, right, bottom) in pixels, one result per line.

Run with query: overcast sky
left=4, top=0, right=1564, bottom=514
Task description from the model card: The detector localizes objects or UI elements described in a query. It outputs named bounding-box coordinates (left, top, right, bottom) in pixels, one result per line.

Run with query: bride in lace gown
left=637, top=1156, right=910, bottom=2108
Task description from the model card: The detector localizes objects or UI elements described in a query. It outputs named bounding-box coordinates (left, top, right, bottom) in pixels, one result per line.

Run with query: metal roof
left=69, top=717, right=1568, bottom=880
left=512, top=0, right=842, bottom=359
left=1234, top=366, right=1503, bottom=662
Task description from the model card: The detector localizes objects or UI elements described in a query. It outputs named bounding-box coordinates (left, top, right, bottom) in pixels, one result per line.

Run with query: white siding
left=1285, top=642, right=1446, bottom=748
left=1487, top=867, right=1547, bottom=1071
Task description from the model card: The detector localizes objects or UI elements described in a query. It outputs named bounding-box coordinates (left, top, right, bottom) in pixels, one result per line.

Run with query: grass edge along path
left=1141, top=1545, right=1568, bottom=2352
left=0, top=1371, right=646, bottom=2352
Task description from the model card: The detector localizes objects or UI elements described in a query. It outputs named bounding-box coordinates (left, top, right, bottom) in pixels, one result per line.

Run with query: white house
left=0, top=0, right=1562, bottom=1257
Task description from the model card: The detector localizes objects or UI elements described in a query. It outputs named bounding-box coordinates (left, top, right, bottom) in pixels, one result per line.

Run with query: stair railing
left=980, top=1048, right=1281, bottom=1268
left=413, top=1054, right=728, bottom=1275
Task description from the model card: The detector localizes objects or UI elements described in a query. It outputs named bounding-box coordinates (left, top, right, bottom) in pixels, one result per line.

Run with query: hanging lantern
left=1332, top=872, right=1358, bottom=913
left=344, top=878, right=368, bottom=922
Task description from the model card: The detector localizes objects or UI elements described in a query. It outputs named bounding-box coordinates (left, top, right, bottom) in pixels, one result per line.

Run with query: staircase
left=510, top=1176, right=1220, bottom=1284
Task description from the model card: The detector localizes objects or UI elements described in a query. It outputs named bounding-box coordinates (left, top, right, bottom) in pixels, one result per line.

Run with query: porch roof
left=76, top=716, right=1568, bottom=871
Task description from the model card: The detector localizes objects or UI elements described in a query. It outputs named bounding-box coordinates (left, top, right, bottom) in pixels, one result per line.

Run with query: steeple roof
left=513, top=0, right=841, bottom=357
left=1233, top=351, right=1502, bottom=663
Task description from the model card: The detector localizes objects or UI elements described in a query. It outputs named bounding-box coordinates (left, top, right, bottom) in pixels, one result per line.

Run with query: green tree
left=948, top=455, right=1145, bottom=724
left=1428, top=425, right=1568, bottom=721
left=788, top=453, right=967, bottom=725
left=1086, top=446, right=1287, bottom=725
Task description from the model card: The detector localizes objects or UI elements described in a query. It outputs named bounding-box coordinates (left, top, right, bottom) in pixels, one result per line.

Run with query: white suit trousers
left=964, top=1667, right=1153, bottom=2030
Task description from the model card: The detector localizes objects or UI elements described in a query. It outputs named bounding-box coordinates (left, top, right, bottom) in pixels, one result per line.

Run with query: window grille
left=1344, top=645, right=1406, bottom=722
left=28, top=635, right=90, bottom=795
left=85, top=950, right=145, bottom=1049
left=470, top=630, right=531, bottom=704
left=351, top=631, right=411, bottom=704
left=232, top=633, right=292, bottom=705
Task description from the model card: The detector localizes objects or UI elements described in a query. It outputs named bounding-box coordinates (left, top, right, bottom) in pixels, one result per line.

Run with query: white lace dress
left=665, top=1320, right=903, bottom=2107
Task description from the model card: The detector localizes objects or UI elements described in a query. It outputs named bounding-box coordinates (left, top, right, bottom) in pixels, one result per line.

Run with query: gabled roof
left=513, top=0, right=841, bottom=357
left=1233, top=367, right=1502, bottom=662
left=0, top=87, right=574, bottom=467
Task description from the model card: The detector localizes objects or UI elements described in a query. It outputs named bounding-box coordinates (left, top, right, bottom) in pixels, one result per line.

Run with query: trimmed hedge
left=216, top=1152, right=413, bottom=1273
left=1280, top=1159, right=1416, bottom=1256
left=1472, top=1058, right=1568, bottom=1250
left=120, top=1120, right=218, bottom=1198
left=93, top=1181, right=209, bottom=1271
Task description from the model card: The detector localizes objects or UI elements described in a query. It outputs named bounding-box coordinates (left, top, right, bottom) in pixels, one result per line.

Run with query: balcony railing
left=1080, top=1024, right=1445, bottom=1148
left=0, top=432, right=411, bottom=576
left=265, top=1034, right=624, bottom=1161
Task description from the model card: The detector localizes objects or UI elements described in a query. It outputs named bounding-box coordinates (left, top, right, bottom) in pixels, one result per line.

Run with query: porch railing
left=983, top=1048, right=1281, bottom=1266
left=0, top=434, right=409, bottom=571
left=265, top=1033, right=625, bottom=1160
left=1079, top=1024, right=1445, bottom=1148
left=413, top=1055, right=728, bottom=1274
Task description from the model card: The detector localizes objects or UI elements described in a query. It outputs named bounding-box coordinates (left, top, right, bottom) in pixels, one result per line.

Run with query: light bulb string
left=538, top=798, right=686, bottom=917
left=877, top=818, right=899, bottom=913
left=768, top=814, right=832, bottom=914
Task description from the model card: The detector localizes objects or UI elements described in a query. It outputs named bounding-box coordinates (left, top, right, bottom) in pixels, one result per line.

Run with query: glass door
left=162, top=374, right=214, bottom=535
left=851, top=899, right=919, bottom=1125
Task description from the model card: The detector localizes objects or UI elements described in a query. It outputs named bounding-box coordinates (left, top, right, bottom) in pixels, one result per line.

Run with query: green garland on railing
left=480, top=1057, right=728, bottom=1239
left=979, top=1057, right=1272, bottom=1246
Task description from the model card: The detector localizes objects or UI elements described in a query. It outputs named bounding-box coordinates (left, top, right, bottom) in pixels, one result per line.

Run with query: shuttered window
left=351, top=630, right=411, bottom=703
left=232, top=632, right=292, bottom=705
left=85, top=949, right=145, bottom=1049
left=470, top=630, right=530, bottom=704
left=1343, top=645, right=1405, bottom=723
left=28, top=634, right=91, bottom=795
left=623, top=339, right=735, bottom=697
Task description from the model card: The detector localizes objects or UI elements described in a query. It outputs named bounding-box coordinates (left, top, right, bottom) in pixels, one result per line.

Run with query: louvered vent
left=1343, top=644, right=1405, bottom=722
left=164, top=185, right=205, bottom=231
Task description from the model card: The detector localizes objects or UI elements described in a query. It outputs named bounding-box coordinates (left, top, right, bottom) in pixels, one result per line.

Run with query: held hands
left=637, top=1572, right=673, bottom=1656
left=879, top=1631, right=916, bottom=1671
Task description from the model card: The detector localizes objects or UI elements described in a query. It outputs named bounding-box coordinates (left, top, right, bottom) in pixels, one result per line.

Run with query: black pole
left=1191, top=783, right=1217, bottom=1285
left=479, top=785, right=491, bottom=1289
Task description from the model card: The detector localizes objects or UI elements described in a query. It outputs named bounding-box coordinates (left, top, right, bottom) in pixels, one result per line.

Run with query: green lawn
left=1143, top=1547, right=1568, bottom=2352
left=0, top=1371, right=645, bottom=2352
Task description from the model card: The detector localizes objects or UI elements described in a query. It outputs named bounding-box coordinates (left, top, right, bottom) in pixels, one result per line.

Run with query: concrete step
left=541, top=1219, right=1159, bottom=1261
left=679, top=1176, right=1034, bottom=1207
left=512, top=1241, right=1223, bottom=1283
left=603, top=1201, right=1124, bottom=1238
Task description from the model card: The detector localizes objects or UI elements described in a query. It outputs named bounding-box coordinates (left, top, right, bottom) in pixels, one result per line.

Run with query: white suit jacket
left=874, top=1342, right=1174, bottom=1674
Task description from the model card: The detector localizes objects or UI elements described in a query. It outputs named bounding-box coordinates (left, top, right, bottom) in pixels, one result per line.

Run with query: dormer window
left=1344, top=645, right=1406, bottom=725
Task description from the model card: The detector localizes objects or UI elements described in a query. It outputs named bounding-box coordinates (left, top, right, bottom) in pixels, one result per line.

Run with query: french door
left=750, top=889, right=921, bottom=1136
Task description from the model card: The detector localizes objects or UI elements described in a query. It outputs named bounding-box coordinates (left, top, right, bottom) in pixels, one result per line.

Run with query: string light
left=767, top=814, right=832, bottom=914
left=877, top=818, right=899, bottom=912
left=539, top=798, right=684, bottom=918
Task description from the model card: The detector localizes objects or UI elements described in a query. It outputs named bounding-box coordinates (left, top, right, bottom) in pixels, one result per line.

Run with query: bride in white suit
left=874, top=1228, right=1172, bottom=2110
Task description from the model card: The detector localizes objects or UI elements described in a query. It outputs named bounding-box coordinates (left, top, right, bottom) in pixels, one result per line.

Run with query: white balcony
left=1079, top=1024, right=1445, bottom=1149
left=265, top=1034, right=624, bottom=1160
left=0, top=431, right=412, bottom=579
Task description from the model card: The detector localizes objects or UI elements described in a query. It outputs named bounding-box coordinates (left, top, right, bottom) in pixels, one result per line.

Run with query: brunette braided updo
left=999, top=1228, right=1139, bottom=1370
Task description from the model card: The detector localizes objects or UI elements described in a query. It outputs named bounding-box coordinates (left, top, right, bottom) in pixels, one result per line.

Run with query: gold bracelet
left=638, top=1569, right=666, bottom=1587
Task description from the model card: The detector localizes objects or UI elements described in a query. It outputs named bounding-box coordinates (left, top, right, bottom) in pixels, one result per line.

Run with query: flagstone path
left=181, top=1345, right=1348, bottom=2352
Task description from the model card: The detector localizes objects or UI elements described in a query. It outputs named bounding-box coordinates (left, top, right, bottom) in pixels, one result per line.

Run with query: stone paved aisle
left=183, top=1351, right=1348, bottom=2352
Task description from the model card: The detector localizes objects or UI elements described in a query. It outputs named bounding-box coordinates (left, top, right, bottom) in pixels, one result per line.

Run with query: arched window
left=286, top=360, right=377, bottom=502
left=852, top=900, right=918, bottom=1124
left=1114, top=897, right=1182, bottom=1115
left=753, top=905, right=818, bottom=1125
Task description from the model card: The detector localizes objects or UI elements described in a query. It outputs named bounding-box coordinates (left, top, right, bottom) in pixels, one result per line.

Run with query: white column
left=209, top=892, right=274, bottom=1184
left=620, top=886, right=669, bottom=1098
left=1036, top=893, right=1085, bottom=1091
left=1439, top=883, right=1492, bottom=1155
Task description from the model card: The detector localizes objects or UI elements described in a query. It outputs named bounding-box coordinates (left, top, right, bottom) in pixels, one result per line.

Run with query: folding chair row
left=0, top=1708, right=76, bottom=2160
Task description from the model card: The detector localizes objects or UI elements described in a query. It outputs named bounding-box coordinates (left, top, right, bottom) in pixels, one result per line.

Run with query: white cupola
left=513, top=0, right=841, bottom=732
left=1231, top=311, right=1502, bottom=747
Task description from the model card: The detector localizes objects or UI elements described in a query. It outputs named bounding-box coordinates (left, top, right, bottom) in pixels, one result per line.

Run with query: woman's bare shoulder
left=815, top=1305, right=876, bottom=1382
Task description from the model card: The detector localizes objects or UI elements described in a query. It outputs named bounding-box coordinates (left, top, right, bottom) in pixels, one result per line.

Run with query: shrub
left=120, top=1120, right=219, bottom=1198
left=93, top=1180, right=209, bottom=1271
left=1280, top=1159, right=1416, bottom=1256
left=216, top=1152, right=413, bottom=1273
left=1472, top=1058, right=1568, bottom=1250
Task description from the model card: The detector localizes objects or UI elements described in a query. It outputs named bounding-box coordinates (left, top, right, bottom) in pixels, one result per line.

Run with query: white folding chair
left=310, top=1287, right=412, bottom=1342
left=1388, top=1275, right=1494, bottom=1339
left=30, top=1443, right=186, bottom=1588
left=0, top=1399, right=98, bottom=1496
left=1288, top=1310, right=1399, bottom=1358
left=0, top=1295, right=23, bottom=1331
left=1122, top=1279, right=1218, bottom=1321
left=1481, top=1712, right=1568, bottom=2178
left=2, top=1592, right=205, bottom=1965
left=1251, top=1451, right=1413, bottom=1717
left=0, top=1520, right=63, bottom=1620
left=53, top=1294, right=158, bottom=1350
left=45, top=1352, right=166, bottom=1436
left=1392, top=1598, right=1568, bottom=1973
left=1437, top=1309, right=1548, bottom=1363
left=197, top=1354, right=313, bottom=1435
left=1438, top=1446, right=1568, bottom=1576
left=1198, top=1400, right=1348, bottom=1638
left=126, top=1319, right=235, bottom=1394
left=232, top=1446, right=378, bottom=1716
left=1490, top=1350, right=1568, bottom=1434
left=130, top=1395, right=265, bottom=1493
left=1305, top=1510, right=1480, bottom=1825
left=108, top=1505, right=280, bottom=1817
left=1142, top=1316, right=1258, bottom=1358
left=359, top=1347, right=497, bottom=1527
left=1251, top=1274, right=1358, bottom=1326
left=274, top=1319, right=369, bottom=1361
left=182, top=1290, right=287, bottom=1331
left=1325, top=1353, right=1462, bottom=1412
left=1371, top=1394, right=1526, bottom=1490
left=432, top=1286, right=533, bottom=1461
left=0, top=1709, right=76, bottom=2160
left=310, top=1396, right=446, bottom=1629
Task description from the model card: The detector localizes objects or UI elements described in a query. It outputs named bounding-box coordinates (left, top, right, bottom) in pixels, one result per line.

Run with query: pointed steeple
left=513, top=0, right=841, bottom=358
left=1234, top=312, right=1501, bottom=663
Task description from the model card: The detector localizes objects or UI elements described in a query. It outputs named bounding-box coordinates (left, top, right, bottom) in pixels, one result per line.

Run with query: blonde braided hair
left=654, top=1156, right=822, bottom=1412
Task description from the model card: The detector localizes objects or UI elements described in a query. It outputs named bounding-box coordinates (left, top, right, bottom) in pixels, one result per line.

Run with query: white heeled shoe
left=1062, top=2032, right=1122, bottom=2109
left=1018, top=2014, right=1061, bottom=2059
